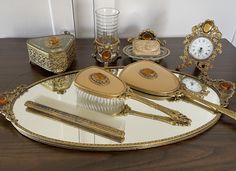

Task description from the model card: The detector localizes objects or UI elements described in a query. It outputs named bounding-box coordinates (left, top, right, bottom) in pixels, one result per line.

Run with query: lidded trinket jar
left=27, top=31, right=76, bottom=73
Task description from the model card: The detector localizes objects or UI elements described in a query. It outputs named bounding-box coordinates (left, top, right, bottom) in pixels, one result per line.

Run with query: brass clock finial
left=202, top=20, right=214, bottom=33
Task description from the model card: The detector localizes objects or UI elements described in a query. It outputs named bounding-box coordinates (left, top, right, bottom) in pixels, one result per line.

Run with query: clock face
left=189, top=37, right=214, bottom=60
left=181, top=77, right=203, bottom=93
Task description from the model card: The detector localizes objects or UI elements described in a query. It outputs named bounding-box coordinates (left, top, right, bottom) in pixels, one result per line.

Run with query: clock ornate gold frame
left=177, top=19, right=222, bottom=77
left=179, top=75, right=209, bottom=98
left=0, top=68, right=222, bottom=151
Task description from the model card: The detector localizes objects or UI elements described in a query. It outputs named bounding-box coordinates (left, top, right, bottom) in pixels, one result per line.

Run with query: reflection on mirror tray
left=25, top=99, right=125, bottom=143
left=41, top=75, right=74, bottom=94
left=0, top=69, right=225, bottom=151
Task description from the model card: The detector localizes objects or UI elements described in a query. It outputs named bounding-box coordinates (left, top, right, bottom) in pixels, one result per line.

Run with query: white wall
left=0, top=0, right=53, bottom=37
left=116, top=0, right=236, bottom=40
left=1, top=0, right=236, bottom=45
left=0, top=0, right=74, bottom=38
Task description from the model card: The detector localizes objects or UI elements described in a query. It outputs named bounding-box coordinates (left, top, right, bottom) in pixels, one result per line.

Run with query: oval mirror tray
left=0, top=68, right=221, bottom=151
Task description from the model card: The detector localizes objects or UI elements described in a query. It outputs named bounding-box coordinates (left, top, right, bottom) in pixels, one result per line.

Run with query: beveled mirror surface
left=10, top=69, right=220, bottom=151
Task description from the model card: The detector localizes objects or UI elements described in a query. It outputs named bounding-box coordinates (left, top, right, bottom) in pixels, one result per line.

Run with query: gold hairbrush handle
left=129, top=93, right=191, bottom=126
left=183, top=90, right=236, bottom=120
left=129, top=109, right=189, bottom=126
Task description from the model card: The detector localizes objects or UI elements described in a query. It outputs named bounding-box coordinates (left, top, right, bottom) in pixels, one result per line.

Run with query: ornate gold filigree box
left=27, top=32, right=76, bottom=73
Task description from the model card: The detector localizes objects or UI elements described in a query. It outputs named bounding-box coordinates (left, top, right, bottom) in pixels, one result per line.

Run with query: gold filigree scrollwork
left=199, top=75, right=235, bottom=107
left=93, top=38, right=120, bottom=64
left=0, top=85, right=27, bottom=123
left=128, top=29, right=166, bottom=46
left=28, top=41, right=76, bottom=73
left=177, top=19, right=222, bottom=77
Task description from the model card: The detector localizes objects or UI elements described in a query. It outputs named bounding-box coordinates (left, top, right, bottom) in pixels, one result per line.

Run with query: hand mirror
left=119, top=60, right=236, bottom=120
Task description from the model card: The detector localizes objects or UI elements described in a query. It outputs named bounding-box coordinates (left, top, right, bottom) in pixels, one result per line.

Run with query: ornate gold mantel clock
left=177, top=19, right=235, bottom=107
left=177, top=20, right=222, bottom=76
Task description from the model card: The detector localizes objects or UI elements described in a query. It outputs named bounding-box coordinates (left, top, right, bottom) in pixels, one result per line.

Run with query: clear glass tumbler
left=94, top=8, right=120, bottom=63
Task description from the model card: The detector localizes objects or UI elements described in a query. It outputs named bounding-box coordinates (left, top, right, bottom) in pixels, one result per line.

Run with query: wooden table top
left=0, top=38, right=235, bottom=171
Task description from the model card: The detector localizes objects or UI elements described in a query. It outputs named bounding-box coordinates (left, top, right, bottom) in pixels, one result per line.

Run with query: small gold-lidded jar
left=27, top=32, right=76, bottom=73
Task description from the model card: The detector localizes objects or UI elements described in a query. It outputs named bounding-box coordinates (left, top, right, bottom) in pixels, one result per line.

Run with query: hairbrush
left=74, top=66, right=191, bottom=126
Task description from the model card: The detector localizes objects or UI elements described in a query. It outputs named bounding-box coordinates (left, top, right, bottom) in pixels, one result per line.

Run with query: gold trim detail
left=128, top=29, right=166, bottom=46
left=127, top=93, right=191, bottom=126
left=13, top=113, right=220, bottom=151
left=93, top=39, right=120, bottom=63
left=179, top=75, right=209, bottom=98
left=139, top=29, right=156, bottom=40
left=202, top=20, right=214, bottom=33
left=138, top=29, right=165, bottom=47
left=89, top=72, right=110, bottom=86
left=199, top=76, right=236, bottom=107
left=0, top=85, right=27, bottom=123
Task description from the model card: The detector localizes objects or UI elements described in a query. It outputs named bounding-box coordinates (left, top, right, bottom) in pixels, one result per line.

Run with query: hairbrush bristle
left=76, top=89, right=125, bottom=115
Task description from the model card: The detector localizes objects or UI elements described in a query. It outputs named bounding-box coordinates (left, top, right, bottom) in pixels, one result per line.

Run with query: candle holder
left=92, top=8, right=120, bottom=65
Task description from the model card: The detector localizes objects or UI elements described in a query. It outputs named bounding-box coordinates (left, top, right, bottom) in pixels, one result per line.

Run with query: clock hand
left=197, top=47, right=203, bottom=57
left=199, top=47, right=203, bottom=53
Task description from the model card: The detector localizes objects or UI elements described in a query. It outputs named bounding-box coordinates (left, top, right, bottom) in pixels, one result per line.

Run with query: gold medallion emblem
left=89, top=72, right=110, bottom=86
left=139, top=68, right=158, bottom=79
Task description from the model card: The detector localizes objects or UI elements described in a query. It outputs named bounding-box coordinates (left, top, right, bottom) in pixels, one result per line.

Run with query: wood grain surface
left=0, top=38, right=235, bottom=171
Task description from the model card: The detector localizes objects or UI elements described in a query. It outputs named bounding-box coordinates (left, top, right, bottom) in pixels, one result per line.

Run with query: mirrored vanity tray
left=0, top=68, right=221, bottom=151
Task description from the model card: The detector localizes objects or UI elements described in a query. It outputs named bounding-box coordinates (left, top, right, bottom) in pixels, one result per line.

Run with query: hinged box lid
left=27, top=33, right=75, bottom=53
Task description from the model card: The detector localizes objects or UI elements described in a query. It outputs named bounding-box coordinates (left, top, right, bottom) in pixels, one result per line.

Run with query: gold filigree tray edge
left=0, top=67, right=221, bottom=151
left=13, top=114, right=220, bottom=151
